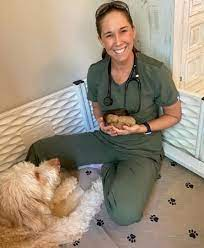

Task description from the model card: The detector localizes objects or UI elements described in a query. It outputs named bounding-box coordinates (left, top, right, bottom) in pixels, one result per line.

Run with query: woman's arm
left=144, top=100, right=182, bottom=132
left=112, top=100, right=182, bottom=135
left=92, top=102, right=103, bottom=123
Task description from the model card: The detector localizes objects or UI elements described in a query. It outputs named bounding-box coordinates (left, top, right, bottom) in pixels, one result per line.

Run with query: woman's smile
left=114, top=46, right=127, bottom=55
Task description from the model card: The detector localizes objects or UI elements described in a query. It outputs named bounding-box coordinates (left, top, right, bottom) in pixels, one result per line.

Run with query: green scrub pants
left=26, top=131, right=161, bottom=226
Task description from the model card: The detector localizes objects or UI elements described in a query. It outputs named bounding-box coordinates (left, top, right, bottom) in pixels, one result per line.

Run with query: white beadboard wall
left=125, top=0, right=174, bottom=68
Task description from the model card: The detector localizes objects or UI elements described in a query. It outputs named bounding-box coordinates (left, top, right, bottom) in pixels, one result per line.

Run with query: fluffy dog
left=0, top=159, right=103, bottom=247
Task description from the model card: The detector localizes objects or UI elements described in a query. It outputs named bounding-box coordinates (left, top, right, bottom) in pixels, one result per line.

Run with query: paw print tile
left=168, top=198, right=176, bottom=205
left=170, top=161, right=177, bottom=166
left=85, top=170, right=92, bottom=176
left=96, top=219, right=104, bottom=227
left=73, top=239, right=80, bottom=246
left=157, top=174, right=161, bottom=179
left=185, top=182, right=194, bottom=189
left=150, top=214, right=159, bottom=222
left=127, top=234, right=136, bottom=243
left=188, top=229, right=198, bottom=239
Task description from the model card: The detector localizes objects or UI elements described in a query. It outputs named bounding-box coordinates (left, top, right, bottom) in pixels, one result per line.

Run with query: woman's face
left=99, top=10, right=135, bottom=64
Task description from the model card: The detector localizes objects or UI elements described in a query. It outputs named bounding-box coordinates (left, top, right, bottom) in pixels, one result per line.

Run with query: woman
left=26, top=1, right=181, bottom=226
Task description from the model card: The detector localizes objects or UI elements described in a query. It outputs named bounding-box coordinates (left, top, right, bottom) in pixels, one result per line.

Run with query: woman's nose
left=114, top=33, right=122, bottom=45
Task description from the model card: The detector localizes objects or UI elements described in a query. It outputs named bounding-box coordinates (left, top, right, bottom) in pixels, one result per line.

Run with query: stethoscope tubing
left=104, top=52, right=141, bottom=113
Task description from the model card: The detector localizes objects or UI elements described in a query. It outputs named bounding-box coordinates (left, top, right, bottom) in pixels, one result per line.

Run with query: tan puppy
left=105, top=114, right=136, bottom=129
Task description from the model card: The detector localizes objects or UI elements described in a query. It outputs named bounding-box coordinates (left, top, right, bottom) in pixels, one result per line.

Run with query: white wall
left=126, top=0, right=174, bottom=68
left=0, top=0, right=103, bottom=113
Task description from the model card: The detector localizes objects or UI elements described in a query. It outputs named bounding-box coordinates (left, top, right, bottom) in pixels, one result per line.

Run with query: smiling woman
left=26, top=1, right=181, bottom=227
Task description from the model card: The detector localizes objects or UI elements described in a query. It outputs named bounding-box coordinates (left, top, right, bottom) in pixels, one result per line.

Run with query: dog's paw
left=50, top=186, right=84, bottom=218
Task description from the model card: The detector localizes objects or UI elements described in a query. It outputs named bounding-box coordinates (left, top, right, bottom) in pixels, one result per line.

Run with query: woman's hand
left=97, top=117, right=146, bottom=136
left=111, top=124, right=145, bottom=136
left=97, top=117, right=118, bottom=136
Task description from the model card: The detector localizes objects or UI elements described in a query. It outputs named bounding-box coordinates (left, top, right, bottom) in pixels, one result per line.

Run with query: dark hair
left=95, top=1, right=138, bottom=59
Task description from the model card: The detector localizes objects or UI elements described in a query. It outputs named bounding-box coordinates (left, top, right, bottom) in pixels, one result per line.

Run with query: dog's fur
left=0, top=159, right=103, bottom=247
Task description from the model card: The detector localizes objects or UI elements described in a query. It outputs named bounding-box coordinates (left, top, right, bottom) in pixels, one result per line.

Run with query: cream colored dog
left=0, top=159, right=103, bottom=247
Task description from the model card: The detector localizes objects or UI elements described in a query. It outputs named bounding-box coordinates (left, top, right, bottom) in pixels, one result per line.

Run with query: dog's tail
left=31, top=177, right=104, bottom=247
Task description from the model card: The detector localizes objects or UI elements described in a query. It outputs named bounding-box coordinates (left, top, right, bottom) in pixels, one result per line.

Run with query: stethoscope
left=103, top=52, right=141, bottom=113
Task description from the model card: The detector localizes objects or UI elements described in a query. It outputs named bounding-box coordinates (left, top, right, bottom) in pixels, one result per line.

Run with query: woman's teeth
left=114, top=47, right=126, bottom=54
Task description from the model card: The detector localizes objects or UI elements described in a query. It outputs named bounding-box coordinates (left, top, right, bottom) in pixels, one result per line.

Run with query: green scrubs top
left=87, top=53, right=179, bottom=160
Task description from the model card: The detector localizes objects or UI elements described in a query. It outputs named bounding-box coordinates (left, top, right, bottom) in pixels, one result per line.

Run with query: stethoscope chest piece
left=103, top=96, right=113, bottom=106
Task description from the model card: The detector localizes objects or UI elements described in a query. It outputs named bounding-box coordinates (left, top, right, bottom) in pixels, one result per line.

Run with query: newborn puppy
left=103, top=108, right=136, bottom=129
left=104, top=114, right=136, bottom=129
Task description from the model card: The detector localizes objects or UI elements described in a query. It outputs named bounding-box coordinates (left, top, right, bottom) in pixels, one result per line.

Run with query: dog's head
left=0, top=158, right=61, bottom=232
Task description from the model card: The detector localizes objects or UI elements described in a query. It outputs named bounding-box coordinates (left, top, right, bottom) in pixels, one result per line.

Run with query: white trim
left=74, top=83, right=91, bottom=131
left=197, top=99, right=204, bottom=160
left=172, top=0, right=185, bottom=85
left=163, top=141, right=204, bottom=178
left=79, top=80, right=95, bottom=130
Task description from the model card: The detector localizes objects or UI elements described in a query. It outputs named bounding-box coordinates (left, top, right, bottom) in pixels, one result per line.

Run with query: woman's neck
left=110, top=52, right=134, bottom=84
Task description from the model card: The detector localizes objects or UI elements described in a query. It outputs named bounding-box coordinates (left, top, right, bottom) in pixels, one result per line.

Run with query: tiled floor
left=62, top=158, right=204, bottom=248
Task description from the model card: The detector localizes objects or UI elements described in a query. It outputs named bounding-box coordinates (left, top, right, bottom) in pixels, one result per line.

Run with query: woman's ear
left=133, top=25, right=136, bottom=38
left=98, top=35, right=104, bottom=47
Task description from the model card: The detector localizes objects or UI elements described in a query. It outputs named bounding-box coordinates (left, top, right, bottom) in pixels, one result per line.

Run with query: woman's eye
left=121, top=29, right=128, bottom=33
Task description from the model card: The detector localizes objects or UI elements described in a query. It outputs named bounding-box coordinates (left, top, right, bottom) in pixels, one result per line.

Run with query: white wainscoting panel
left=162, top=91, right=201, bottom=156
left=0, top=84, right=89, bottom=171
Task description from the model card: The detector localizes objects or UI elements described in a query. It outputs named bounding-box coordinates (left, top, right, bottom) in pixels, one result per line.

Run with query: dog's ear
left=35, top=170, right=46, bottom=185
left=35, top=171, right=40, bottom=180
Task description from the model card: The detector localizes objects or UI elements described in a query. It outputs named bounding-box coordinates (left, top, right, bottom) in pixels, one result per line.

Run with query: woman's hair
left=95, top=1, right=138, bottom=58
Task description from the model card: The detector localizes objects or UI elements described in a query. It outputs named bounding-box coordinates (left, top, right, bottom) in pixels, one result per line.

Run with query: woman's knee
left=104, top=196, right=143, bottom=226
left=26, top=137, right=57, bottom=165
left=102, top=158, right=157, bottom=226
